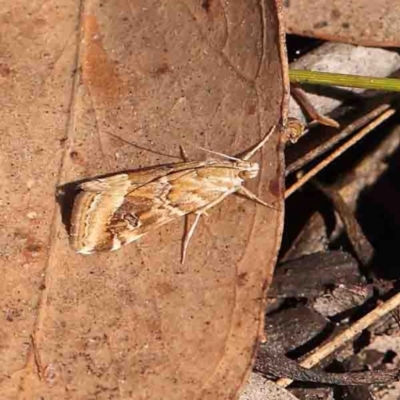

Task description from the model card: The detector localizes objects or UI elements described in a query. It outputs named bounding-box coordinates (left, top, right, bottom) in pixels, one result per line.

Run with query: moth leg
left=241, top=125, right=276, bottom=161
left=179, top=145, right=190, bottom=162
left=181, top=212, right=202, bottom=264
left=237, top=186, right=276, bottom=210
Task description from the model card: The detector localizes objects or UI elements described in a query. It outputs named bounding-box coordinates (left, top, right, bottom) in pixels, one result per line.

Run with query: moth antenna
left=194, top=146, right=242, bottom=162
left=105, top=131, right=182, bottom=160
left=181, top=213, right=202, bottom=264
left=241, top=125, right=276, bottom=161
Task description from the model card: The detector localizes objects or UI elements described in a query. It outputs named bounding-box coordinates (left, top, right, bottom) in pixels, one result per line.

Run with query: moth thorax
left=238, top=162, right=259, bottom=180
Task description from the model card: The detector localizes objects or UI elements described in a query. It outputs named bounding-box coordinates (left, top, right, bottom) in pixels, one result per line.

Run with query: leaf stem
left=290, top=70, right=400, bottom=92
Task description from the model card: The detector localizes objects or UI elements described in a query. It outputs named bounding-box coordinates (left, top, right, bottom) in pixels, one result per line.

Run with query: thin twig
left=277, top=289, right=400, bottom=387
left=314, top=181, right=374, bottom=266
left=291, top=84, right=340, bottom=128
left=286, top=104, right=392, bottom=175
left=285, top=108, right=396, bottom=198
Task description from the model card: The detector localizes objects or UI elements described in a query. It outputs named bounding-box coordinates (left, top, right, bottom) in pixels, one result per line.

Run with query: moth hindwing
left=69, top=126, right=276, bottom=262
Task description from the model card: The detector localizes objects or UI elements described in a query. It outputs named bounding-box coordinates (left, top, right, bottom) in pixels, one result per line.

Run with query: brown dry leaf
left=0, top=1, right=287, bottom=399
left=284, top=0, right=400, bottom=47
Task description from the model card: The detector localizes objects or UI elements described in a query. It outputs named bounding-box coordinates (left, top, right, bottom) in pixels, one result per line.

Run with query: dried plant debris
left=255, top=345, right=399, bottom=385
left=269, top=251, right=363, bottom=299
left=265, top=304, right=331, bottom=356
left=284, top=0, right=400, bottom=47
left=314, top=182, right=374, bottom=267
left=255, top=289, right=400, bottom=396
left=288, top=43, right=400, bottom=126
left=253, top=35, right=400, bottom=399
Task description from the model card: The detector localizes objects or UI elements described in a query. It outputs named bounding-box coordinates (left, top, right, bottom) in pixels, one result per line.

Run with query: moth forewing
left=70, top=174, right=132, bottom=254
left=69, top=126, right=276, bottom=259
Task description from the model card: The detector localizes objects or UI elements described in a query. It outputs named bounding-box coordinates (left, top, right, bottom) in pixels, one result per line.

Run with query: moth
left=70, top=126, right=276, bottom=262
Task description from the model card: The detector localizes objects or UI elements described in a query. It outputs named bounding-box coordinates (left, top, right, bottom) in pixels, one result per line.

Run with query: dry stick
left=285, top=108, right=396, bottom=198
left=277, top=289, right=400, bottom=387
left=315, top=182, right=374, bottom=266
left=286, top=103, right=392, bottom=175
left=291, top=84, right=340, bottom=129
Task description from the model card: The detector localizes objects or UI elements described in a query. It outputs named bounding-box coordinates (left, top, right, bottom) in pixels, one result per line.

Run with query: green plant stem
left=290, top=70, right=400, bottom=92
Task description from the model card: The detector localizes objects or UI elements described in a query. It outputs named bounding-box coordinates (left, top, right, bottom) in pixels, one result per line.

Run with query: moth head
left=238, top=162, right=259, bottom=180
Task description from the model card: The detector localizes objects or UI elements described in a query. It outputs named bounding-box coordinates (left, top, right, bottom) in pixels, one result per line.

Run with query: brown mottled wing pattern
left=70, top=160, right=246, bottom=254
